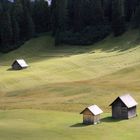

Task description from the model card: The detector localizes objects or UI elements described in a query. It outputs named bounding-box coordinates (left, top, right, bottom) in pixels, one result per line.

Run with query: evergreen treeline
left=0, top=0, right=140, bottom=53
left=51, top=0, right=140, bottom=45
left=0, top=0, right=50, bottom=52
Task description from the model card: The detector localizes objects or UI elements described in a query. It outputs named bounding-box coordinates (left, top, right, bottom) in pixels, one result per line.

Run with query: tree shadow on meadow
left=1, top=30, right=140, bottom=66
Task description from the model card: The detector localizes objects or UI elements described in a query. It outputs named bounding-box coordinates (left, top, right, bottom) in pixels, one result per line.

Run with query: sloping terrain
left=0, top=109, right=139, bottom=140
left=0, top=30, right=140, bottom=140
left=0, top=30, right=140, bottom=111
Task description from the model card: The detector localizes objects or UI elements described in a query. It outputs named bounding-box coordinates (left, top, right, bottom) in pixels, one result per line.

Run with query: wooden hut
left=110, top=94, right=138, bottom=119
left=12, top=59, right=28, bottom=70
left=80, top=105, right=103, bottom=125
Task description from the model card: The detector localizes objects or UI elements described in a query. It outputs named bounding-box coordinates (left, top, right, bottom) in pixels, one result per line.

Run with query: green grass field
left=0, top=30, right=140, bottom=139
left=0, top=109, right=140, bottom=140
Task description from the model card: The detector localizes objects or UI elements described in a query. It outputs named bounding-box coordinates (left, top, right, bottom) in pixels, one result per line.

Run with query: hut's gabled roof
left=14, top=59, right=28, bottom=68
left=80, top=105, right=103, bottom=115
left=110, top=94, right=138, bottom=108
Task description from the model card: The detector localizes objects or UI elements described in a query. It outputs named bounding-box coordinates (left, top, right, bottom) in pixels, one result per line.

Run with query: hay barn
left=80, top=105, right=103, bottom=125
left=12, top=59, right=28, bottom=70
left=110, top=94, right=138, bottom=119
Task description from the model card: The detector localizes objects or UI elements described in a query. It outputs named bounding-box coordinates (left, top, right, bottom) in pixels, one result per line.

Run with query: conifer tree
left=67, top=0, right=74, bottom=29
left=54, top=0, right=68, bottom=45
left=51, top=0, right=68, bottom=34
left=73, top=0, right=84, bottom=32
left=131, top=5, right=140, bottom=28
left=83, top=0, right=104, bottom=26
left=11, top=9, right=20, bottom=44
left=50, top=0, right=58, bottom=35
left=112, top=0, right=126, bottom=36
left=19, top=0, right=35, bottom=40
left=33, top=0, right=50, bottom=33
left=0, top=10, right=13, bottom=49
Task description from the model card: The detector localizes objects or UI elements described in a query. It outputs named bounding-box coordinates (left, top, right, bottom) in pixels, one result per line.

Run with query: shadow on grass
left=1, top=31, right=140, bottom=66
left=7, top=68, right=14, bottom=71
left=101, top=116, right=123, bottom=123
left=70, top=123, right=90, bottom=128
left=7, top=68, right=28, bottom=71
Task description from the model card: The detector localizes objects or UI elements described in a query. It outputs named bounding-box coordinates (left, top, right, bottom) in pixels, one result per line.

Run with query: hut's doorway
left=84, top=115, right=92, bottom=124
left=116, top=106, right=122, bottom=117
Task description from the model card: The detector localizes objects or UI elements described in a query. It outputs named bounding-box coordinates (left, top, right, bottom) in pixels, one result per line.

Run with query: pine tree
left=32, top=0, right=50, bottom=33
left=50, top=0, right=57, bottom=35
left=73, top=0, right=84, bottom=32
left=124, top=0, right=139, bottom=21
left=11, top=8, right=20, bottom=44
left=57, top=0, right=68, bottom=31
left=67, top=0, right=75, bottom=29
left=0, top=1, right=3, bottom=48
left=103, top=0, right=112, bottom=21
left=54, top=0, right=68, bottom=45
left=24, top=7, right=35, bottom=39
left=112, top=0, right=126, bottom=36
left=0, top=10, right=13, bottom=50
left=83, top=0, right=104, bottom=26
left=19, top=0, right=35, bottom=40
left=131, top=5, right=140, bottom=28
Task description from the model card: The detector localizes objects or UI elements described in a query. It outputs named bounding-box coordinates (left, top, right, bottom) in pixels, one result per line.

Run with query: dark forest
left=0, top=0, right=140, bottom=52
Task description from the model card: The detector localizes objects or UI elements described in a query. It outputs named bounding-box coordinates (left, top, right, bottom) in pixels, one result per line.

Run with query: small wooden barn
left=80, top=105, right=103, bottom=125
left=110, top=94, right=138, bottom=119
left=12, top=59, right=28, bottom=70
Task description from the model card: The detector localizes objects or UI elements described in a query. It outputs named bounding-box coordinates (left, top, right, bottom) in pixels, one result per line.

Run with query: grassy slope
left=0, top=109, right=140, bottom=140
left=0, top=30, right=140, bottom=111
left=0, top=30, right=140, bottom=139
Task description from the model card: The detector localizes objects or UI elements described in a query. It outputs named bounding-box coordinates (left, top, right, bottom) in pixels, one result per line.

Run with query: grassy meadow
left=0, top=109, right=140, bottom=140
left=0, top=30, right=140, bottom=139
